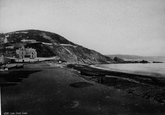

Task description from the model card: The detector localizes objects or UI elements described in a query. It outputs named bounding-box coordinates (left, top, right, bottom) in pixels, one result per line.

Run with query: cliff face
left=1, top=29, right=113, bottom=64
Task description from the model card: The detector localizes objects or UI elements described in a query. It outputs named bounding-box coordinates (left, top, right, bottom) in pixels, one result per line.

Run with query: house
left=16, top=46, right=37, bottom=59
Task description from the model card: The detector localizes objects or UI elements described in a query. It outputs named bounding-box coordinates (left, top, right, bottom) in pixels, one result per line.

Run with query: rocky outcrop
left=113, top=57, right=125, bottom=63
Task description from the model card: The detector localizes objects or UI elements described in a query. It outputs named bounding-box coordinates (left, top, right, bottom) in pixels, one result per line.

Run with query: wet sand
left=1, top=63, right=165, bottom=115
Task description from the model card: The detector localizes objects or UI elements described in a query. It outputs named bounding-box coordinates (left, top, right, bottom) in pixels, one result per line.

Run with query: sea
left=97, top=63, right=165, bottom=77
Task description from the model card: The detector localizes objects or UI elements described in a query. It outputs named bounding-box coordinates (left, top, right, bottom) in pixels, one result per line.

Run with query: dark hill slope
left=1, top=29, right=113, bottom=64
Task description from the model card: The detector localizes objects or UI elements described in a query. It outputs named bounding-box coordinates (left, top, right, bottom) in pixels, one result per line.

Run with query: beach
left=1, top=62, right=165, bottom=115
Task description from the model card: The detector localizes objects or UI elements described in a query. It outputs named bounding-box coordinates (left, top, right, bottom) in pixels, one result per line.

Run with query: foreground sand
left=1, top=63, right=165, bottom=115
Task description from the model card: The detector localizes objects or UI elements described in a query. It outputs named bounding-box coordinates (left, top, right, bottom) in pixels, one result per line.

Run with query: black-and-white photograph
left=0, top=0, right=165, bottom=115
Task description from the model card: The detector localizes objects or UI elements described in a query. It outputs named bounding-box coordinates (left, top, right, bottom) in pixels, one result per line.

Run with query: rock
left=113, top=57, right=125, bottom=63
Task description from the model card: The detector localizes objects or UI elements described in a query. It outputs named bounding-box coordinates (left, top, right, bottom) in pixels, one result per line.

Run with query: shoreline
left=67, top=64, right=165, bottom=104
left=92, top=63, right=165, bottom=77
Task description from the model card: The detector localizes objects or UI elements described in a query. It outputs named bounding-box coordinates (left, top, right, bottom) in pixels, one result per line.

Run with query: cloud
left=0, top=0, right=165, bottom=56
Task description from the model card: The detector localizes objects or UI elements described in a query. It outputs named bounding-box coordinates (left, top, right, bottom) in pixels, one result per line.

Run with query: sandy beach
left=1, top=62, right=165, bottom=115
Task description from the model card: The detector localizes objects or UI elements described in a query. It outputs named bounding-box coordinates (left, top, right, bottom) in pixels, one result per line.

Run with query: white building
left=16, top=46, right=37, bottom=59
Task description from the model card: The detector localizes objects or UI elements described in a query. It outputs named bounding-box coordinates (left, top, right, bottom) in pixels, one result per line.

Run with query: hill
left=0, top=29, right=113, bottom=64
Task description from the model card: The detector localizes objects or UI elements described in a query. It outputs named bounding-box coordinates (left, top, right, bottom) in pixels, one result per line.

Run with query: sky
left=0, top=0, right=165, bottom=56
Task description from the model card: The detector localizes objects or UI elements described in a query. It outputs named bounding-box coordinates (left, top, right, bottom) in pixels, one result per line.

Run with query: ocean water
left=98, top=63, right=165, bottom=76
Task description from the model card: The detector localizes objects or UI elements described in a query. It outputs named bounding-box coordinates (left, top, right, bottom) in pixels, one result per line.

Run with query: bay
left=97, top=63, right=165, bottom=77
